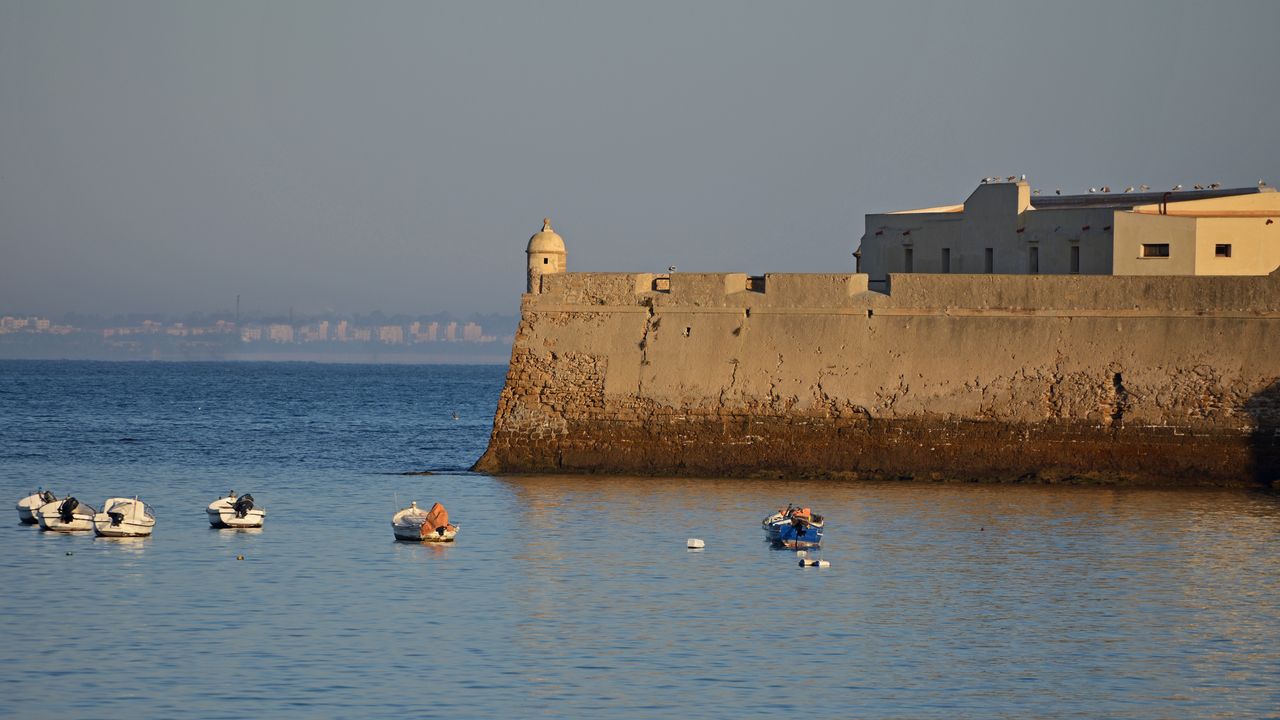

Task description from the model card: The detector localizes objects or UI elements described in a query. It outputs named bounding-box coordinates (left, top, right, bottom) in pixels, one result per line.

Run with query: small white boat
left=391, top=501, right=458, bottom=542
left=93, top=497, right=156, bottom=538
left=35, top=496, right=97, bottom=532
left=206, top=491, right=265, bottom=529
left=16, top=490, right=57, bottom=525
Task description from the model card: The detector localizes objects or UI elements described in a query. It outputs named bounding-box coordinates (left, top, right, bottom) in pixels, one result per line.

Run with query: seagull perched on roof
left=1089, top=187, right=1098, bottom=193
left=1208, top=182, right=1221, bottom=189
left=1123, top=187, right=1134, bottom=193
left=1194, top=184, right=1204, bottom=190
left=1172, top=184, right=1183, bottom=191
left=1139, top=184, right=1150, bottom=191
left=668, top=266, right=677, bottom=272
left=1055, top=188, right=1062, bottom=195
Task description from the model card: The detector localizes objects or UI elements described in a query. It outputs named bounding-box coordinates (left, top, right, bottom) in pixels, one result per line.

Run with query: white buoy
left=686, top=538, right=705, bottom=549
left=798, top=558, right=831, bottom=568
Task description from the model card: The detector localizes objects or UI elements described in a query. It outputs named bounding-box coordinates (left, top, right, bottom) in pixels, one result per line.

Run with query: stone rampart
left=476, top=270, right=1280, bottom=485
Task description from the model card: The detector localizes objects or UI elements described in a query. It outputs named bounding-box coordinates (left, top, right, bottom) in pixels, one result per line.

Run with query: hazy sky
left=2, top=1, right=1278, bottom=317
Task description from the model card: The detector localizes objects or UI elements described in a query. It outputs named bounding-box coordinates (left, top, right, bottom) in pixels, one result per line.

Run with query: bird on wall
left=1033, top=189, right=1041, bottom=195
left=1055, top=188, right=1062, bottom=195
left=668, top=266, right=677, bottom=272
left=1260, top=180, right=1269, bottom=188
left=1139, top=184, right=1150, bottom=191
left=1194, top=184, right=1204, bottom=190
left=1123, top=187, right=1134, bottom=193
left=1267, top=219, right=1274, bottom=225
left=1209, top=182, right=1221, bottom=189
left=1006, top=175, right=1017, bottom=182
left=1172, top=184, right=1183, bottom=191
left=1089, top=187, right=1099, bottom=193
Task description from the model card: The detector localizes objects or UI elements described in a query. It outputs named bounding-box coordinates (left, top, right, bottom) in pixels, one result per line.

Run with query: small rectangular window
left=1215, top=244, right=1232, bottom=258
left=941, top=248, right=951, bottom=273
left=984, top=248, right=994, bottom=273
left=1070, top=245, right=1080, bottom=274
left=904, top=247, right=913, bottom=273
left=1141, top=243, right=1170, bottom=258
left=1028, top=246, right=1039, bottom=274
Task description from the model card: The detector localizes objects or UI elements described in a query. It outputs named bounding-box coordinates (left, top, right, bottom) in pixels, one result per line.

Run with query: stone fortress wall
left=475, top=269, right=1280, bottom=486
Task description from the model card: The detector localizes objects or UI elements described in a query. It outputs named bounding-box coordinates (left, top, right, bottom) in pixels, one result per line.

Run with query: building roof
left=1030, top=186, right=1270, bottom=211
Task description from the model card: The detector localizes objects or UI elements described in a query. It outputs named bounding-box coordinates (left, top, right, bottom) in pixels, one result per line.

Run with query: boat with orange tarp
left=391, top=501, right=459, bottom=542
left=762, top=504, right=824, bottom=549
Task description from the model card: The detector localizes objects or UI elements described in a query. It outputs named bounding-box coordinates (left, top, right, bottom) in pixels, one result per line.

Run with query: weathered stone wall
left=475, top=270, right=1280, bottom=485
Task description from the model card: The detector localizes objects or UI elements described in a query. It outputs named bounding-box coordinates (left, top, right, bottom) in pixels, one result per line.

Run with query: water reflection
left=93, top=535, right=150, bottom=555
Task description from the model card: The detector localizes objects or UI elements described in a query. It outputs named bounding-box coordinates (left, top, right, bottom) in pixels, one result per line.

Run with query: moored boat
left=762, top=504, right=825, bottom=549
left=391, top=501, right=458, bottom=542
left=207, top=491, right=265, bottom=528
left=35, top=496, right=97, bottom=533
left=16, top=490, right=57, bottom=525
left=93, top=497, right=156, bottom=538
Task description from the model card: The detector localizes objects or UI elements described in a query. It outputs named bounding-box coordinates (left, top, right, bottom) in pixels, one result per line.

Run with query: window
left=1215, top=244, right=1232, bottom=258
left=941, top=248, right=951, bottom=273
left=1141, top=243, right=1170, bottom=258
left=543, top=258, right=549, bottom=264
left=1028, top=246, right=1039, bottom=274
left=904, top=247, right=913, bottom=273
left=984, top=248, right=994, bottom=273
left=1070, top=245, right=1080, bottom=274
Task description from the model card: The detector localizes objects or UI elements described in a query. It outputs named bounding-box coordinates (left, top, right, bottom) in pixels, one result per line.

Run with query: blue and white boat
left=762, top=505, right=824, bottom=549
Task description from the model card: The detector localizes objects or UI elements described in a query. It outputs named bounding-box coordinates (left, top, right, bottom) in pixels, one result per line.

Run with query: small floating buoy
left=686, top=538, right=705, bottom=549
left=236, top=555, right=244, bottom=561
left=798, top=558, right=830, bottom=568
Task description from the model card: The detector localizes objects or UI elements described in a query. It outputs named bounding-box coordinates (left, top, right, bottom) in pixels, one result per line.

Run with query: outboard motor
left=58, top=496, right=80, bottom=523
left=108, top=511, right=125, bottom=526
left=39, top=490, right=56, bottom=504
left=233, top=494, right=254, bottom=518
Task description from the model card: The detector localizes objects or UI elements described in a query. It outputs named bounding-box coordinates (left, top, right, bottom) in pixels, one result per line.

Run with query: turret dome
left=527, top=218, right=565, bottom=255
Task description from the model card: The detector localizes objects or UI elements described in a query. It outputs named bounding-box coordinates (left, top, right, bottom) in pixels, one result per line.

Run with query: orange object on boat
left=423, top=502, right=450, bottom=532
left=792, top=507, right=811, bottom=522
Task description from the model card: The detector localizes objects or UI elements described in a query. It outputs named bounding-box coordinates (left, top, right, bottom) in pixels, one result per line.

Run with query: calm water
left=1, top=360, right=1277, bottom=719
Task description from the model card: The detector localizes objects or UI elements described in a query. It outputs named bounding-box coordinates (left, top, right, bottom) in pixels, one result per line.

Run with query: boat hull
left=392, top=522, right=458, bottom=542
left=762, top=512, right=824, bottom=549
left=16, top=492, right=56, bottom=525
left=17, top=506, right=37, bottom=525
left=772, top=522, right=823, bottom=549
left=206, top=496, right=265, bottom=528
left=35, top=502, right=95, bottom=532
left=93, top=517, right=155, bottom=537
left=93, top=498, right=155, bottom=537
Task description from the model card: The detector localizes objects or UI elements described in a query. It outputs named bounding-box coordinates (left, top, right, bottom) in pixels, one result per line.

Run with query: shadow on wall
left=1247, top=379, right=1280, bottom=487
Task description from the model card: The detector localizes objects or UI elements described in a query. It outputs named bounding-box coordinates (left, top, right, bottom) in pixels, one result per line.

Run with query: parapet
left=885, top=271, right=1280, bottom=313
left=534, top=271, right=870, bottom=307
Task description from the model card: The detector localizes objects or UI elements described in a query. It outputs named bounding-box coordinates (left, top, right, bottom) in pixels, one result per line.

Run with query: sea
left=1, top=360, right=1277, bottom=719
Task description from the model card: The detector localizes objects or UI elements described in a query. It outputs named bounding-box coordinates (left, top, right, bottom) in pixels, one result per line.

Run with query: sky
left=1, top=0, right=1278, bottom=318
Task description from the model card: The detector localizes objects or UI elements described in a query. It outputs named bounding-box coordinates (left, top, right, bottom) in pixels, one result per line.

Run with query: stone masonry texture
left=474, top=271, right=1280, bottom=486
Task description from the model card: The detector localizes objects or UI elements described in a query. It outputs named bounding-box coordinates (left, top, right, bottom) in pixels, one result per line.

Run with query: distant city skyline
left=3, top=2, right=1278, bottom=316
left=0, top=309, right=517, bottom=362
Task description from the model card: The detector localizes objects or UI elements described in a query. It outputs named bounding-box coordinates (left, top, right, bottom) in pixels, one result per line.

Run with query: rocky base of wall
left=474, top=415, right=1278, bottom=487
